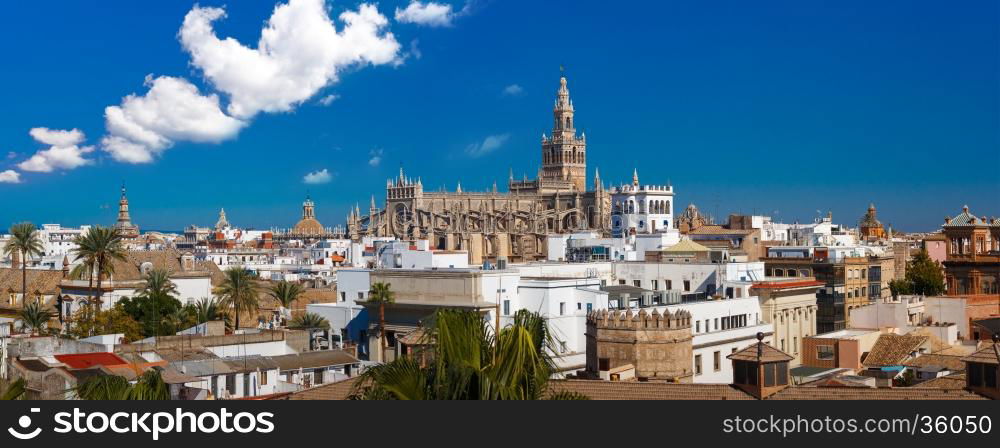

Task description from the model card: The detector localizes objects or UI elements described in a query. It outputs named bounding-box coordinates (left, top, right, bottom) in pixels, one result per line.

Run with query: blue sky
left=1, top=0, right=997, bottom=232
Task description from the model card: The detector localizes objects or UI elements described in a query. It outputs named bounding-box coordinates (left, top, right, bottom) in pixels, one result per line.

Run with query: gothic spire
left=632, top=168, right=639, bottom=186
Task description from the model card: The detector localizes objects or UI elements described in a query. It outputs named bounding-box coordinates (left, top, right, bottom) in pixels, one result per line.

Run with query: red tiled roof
left=54, top=352, right=129, bottom=369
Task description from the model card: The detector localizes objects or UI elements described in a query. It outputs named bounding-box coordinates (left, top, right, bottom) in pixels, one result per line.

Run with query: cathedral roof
left=293, top=218, right=324, bottom=235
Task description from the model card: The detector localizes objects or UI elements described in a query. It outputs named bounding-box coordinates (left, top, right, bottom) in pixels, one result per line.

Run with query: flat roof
left=811, top=328, right=879, bottom=339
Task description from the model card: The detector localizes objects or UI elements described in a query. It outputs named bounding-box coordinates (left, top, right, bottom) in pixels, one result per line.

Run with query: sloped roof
left=661, top=238, right=710, bottom=253
left=0, top=268, right=63, bottom=295
left=862, top=334, right=928, bottom=368
left=962, top=343, right=999, bottom=366
left=269, top=350, right=359, bottom=371
left=548, top=380, right=754, bottom=400
left=545, top=380, right=985, bottom=400
left=287, top=376, right=361, bottom=400
left=915, top=373, right=967, bottom=389
left=728, top=340, right=795, bottom=363
left=944, top=206, right=991, bottom=227
left=902, top=353, right=967, bottom=371
left=105, top=250, right=224, bottom=286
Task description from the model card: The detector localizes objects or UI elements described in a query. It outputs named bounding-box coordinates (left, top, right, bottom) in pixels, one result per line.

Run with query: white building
left=611, top=170, right=676, bottom=238
left=503, top=277, right=609, bottom=372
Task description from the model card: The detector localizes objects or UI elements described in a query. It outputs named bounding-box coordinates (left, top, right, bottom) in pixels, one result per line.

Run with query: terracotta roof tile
left=0, top=268, right=63, bottom=296
left=728, top=341, right=795, bottom=363
left=862, top=334, right=928, bottom=368
left=902, top=354, right=967, bottom=371
left=287, top=377, right=361, bottom=400
left=547, top=380, right=755, bottom=400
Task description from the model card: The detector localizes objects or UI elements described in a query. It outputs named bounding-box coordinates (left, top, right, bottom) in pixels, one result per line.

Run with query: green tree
left=368, top=282, right=395, bottom=361
left=3, top=222, right=44, bottom=305
left=119, top=268, right=184, bottom=337
left=18, top=301, right=53, bottom=335
left=71, top=226, right=127, bottom=313
left=905, top=249, right=946, bottom=296
left=75, top=369, right=170, bottom=400
left=269, top=280, right=305, bottom=324
left=351, top=309, right=586, bottom=400
left=67, top=305, right=143, bottom=342
left=0, top=377, right=26, bottom=400
left=889, top=278, right=912, bottom=298
left=289, top=312, right=330, bottom=330
left=214, top=267, right=260, bottom=330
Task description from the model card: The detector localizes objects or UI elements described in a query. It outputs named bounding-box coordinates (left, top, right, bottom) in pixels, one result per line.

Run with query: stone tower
left=541, top=76, right=587, bottom=192
left=586, top=308, right=694, bottom=382
left=114, top=183, right=140, bottom=238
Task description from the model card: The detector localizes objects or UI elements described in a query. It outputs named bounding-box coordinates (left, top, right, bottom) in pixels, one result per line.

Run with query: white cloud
left=465, top=133, right=510, bottom=158
left=368, top=148, right=384, bottom=166
left=18, top=127, right=95, bottom=173
left=179, top=0, right=401, bottom=120
left=395, top=2, right=454, bottom=27
left=502, top=84, right=523, bottom=96
left=0, top=170, right=20, bottom=183
left=317, top=94, right=339, bottom=106
left=101, top=75, right=246, bottom=163
left=303, top=168, right=333, bottom=184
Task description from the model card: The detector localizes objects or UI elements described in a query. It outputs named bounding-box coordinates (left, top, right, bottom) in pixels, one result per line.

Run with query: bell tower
left=541, top=75, right=587, bottom=192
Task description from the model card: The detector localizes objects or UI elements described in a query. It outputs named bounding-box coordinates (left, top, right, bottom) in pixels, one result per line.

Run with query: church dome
left=293, top=217, right=324, bottom=235
left=292, top=196, right=324, bottom=235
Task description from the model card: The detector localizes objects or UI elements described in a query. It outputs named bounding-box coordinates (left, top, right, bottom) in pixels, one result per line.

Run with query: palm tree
left=0, top=378, right=26, bottom=400
left=351, top=309, right=587, bottom=400
left=269, top=280, right=304, bottom=325
left=4, top=222, right=44, bottom=306
left=18, top=301, right=53, bottom=335
left=71, top=226, right=127, bottom=313
left=288, top=312, right=330, bottom=330
left=368, top=282, right=395, bottom=361
left=214, top=267, right=260, bottom=330
left=193, top=297, right=221, bottom=322
left=192, top=297, right=232, bottom=331
left=136, top=268, right=179, bottom=336
left=75, top=369, right=170, bottom=400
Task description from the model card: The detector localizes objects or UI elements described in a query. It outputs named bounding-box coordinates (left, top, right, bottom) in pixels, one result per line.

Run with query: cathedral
left=347, top=75, right=612, bottom=264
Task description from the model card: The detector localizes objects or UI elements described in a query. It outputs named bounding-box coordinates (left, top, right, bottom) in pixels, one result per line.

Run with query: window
left=713, top=351, right=721, bottom=372
left=503, top=300, right=510, bottom=316
left=714, top=318, right=719, bottom=330
left=260, top=371, right=268, bottom=385
left=651, top=280, right=659, bottom=290
left=683, top=280, right=691, bottom=291
left=577, top=302, right=582, bottom=310
left=793, top=337, right=798, bottom=354
left=633, top=280, right=641, bottom=287
left=817, top=345, right=834, bottom=360
left=618, top=279, right=626, bottom=285
left=695, top=355, right=702, bottom=375
left=357, top=292, right=364, bottom=300
left=780, top=339, right=785, bottom=352
left=559, top=302, right=566, bottom=316
left=226, top=374, right=237, bottom=396
left=313, top=369, right=324, bottom=385
left=696, top=321, right=700, bottom=333
left=665, top=280, right=672, bottom=290
left=586, top=303, right=592, bottom=313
